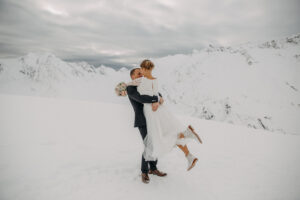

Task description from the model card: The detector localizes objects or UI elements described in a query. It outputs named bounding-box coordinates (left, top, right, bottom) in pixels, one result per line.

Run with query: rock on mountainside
left=0, top=34, right=299, bottom=135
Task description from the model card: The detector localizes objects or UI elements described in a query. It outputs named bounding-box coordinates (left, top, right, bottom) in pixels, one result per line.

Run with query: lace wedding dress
left=132, top=77, right=188, bottom=161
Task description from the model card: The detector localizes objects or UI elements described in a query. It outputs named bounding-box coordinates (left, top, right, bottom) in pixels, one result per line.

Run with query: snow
left=0, top=34, right=299, bottom=198
left=0, top=93, right=299, bottom=200
left=0, top=34, right=299, bottom=135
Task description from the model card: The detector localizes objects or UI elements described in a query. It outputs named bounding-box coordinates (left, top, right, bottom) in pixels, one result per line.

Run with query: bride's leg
left=177, top=144, right=189, bottom=156
left=178, top=133, right=199, bottom=170
left=177, top=133, right=189, bottom=156
left=177, top=132, right=198, bottom=170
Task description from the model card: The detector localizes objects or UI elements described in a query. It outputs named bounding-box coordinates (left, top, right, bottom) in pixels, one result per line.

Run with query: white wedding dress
left=133, top=77, right=188, bottom=161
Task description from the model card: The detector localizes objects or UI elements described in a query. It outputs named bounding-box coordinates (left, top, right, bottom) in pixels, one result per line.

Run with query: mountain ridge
left=0, top=33, right=299, bottom=135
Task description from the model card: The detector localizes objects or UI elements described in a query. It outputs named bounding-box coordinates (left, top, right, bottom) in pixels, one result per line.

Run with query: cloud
left=0, top=0, right=299, bottom=68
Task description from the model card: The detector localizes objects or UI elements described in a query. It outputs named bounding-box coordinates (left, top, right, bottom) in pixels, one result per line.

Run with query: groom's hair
left=130, top=68, right=139, bottom=78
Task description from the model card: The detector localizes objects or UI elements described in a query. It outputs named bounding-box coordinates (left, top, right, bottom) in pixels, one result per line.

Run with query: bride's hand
left=152, top=102, right=159, bottom=111
left=159, top=97, right=164, bottom=105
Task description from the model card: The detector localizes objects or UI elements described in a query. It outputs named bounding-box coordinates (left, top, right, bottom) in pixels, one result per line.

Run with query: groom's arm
left=127, top=86, right=158, bottom=104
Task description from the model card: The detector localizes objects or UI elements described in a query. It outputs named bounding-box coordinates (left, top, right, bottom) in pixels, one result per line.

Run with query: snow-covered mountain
left=0, top=34, right=299, bottom=135
left=0, top=52, right=128, bottom=102
left=152, top=34, right=300, bottom=135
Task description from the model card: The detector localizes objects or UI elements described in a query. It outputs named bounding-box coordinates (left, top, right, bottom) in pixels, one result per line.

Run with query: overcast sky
left=0, top=0, right=299, bottom=68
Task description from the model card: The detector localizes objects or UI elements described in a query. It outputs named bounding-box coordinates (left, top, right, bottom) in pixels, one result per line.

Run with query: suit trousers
left=138, top=126, right=158, bottom=173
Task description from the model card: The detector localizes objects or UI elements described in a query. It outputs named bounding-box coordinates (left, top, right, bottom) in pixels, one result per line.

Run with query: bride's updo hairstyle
left=140, top=59, right=154, bottom=70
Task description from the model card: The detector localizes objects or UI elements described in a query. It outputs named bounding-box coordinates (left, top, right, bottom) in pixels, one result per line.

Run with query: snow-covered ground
left=0, top=34, right=299, bottom=135
left=0, top=94, right=299, bottom=200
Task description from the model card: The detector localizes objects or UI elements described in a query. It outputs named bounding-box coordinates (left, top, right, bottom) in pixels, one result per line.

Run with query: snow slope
left=0, top=94, right=299, bottom=200
left=0, top=34, right=299, bottom=135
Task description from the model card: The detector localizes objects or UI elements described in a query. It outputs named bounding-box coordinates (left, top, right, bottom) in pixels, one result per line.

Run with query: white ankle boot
left=186, top=152, right=198, bottom=171
left=183, top=125, right=203, bottom=144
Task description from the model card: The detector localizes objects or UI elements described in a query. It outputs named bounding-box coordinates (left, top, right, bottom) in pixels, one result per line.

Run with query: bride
left=117, top=59, right=203, bottom=171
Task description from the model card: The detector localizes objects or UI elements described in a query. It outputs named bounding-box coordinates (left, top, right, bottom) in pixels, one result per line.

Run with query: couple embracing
left=115, top=59, right=203, bottom=184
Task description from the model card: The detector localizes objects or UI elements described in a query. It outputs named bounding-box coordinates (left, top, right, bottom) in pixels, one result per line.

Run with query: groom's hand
left=152, top=102, right=159, bottom=111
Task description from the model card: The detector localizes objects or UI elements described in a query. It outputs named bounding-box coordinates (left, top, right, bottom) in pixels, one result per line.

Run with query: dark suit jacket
left=127, top=85, right=162, bottom=128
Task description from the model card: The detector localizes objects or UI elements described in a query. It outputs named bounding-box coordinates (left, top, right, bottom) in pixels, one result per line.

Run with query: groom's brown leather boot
left=149, top=169, right=167, bottom=177
left=141, top=173, right=150, bottom=184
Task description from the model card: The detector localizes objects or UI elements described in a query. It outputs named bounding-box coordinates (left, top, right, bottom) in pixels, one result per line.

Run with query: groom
left=126, top=68, right=167, bottom=184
